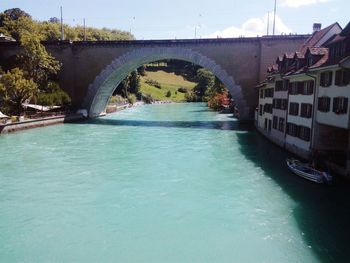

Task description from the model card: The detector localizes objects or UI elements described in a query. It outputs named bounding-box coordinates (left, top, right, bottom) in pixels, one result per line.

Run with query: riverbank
left=0, top=113, right=84, bottom=134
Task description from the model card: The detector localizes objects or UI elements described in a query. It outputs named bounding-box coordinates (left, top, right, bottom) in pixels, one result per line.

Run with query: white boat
left=286, top=158, right=332, bottom=184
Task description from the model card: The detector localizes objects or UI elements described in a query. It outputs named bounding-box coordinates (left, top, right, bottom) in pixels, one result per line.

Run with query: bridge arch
left=83, top=47, right=249, bottom=119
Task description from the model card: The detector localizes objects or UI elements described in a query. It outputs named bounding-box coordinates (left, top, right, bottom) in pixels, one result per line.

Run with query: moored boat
left=286, top=158, right=332, bottom=184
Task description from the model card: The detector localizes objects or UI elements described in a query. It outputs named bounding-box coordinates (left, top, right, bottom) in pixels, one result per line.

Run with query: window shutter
left=329, top=72, right=333, bottom=86
left=344, top=98, right=349, bottom=114
left=335, top=70, right=341, bottom=86
left=320, top=73, right=325, bottom=86
left=332, top=98, right=337, bottom=113
left=344, top=71, right=350, bottom=86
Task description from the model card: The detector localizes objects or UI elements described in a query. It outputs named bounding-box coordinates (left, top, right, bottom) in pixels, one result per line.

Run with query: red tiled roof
left=324, top=34, right=347, bottom=46
left=308, top=47, right=328, bottom=56
left=309, top=50, right=329, bottom=69
left=299, top=22, right=340, bottom=53
left=294, top=51, right=304, bottom=59
left=284, top=52, right=294, bottom=59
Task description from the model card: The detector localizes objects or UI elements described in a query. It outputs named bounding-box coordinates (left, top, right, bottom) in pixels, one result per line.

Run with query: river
left=0, top=103, right=350, bottom=262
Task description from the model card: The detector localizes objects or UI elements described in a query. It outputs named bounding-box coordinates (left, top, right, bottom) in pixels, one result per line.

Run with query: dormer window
left=307, top=56, right=313, bottom=67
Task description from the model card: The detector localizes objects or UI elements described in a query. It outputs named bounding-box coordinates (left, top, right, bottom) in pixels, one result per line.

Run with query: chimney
left=313, top=23, right=322, bottom=33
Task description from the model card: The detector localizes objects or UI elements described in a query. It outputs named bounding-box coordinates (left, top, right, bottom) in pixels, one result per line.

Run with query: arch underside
left=83, top=47, right=249, bottom=119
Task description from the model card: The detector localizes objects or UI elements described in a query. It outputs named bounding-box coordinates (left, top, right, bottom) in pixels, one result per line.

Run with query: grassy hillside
left=140, top=70, right=196, bottom=102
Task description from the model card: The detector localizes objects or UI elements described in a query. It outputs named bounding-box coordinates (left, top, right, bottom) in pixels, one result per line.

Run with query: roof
left=309, top=50, right=329, bottom=69
left=307, top=47, right=328, bottom=56
left=299, top=23, right=341, bottom=53
left=325, top=34, right=346, bottom=46
left=284, top=53, right=294, bottom=59
left=294, top=51, right=304, bottom=59
left=340, top=21, right=350, bottom=36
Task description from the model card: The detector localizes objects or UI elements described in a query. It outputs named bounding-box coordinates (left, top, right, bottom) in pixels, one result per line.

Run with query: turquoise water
left=1, top=103, right=350, bottom=262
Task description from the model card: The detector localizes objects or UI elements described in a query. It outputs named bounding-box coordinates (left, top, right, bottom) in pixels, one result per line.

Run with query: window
left=333, top=97, right=348, bottom=114
left=289, top=82, right=298, bottom=95
left=297, top=82, right=304, bottom=94
left=303, top=81, right=314, bottom=95
left=264, top=118, right=268, bottom=130
left=260, top=89, right=264, bottom=98
left=278, top=118, right=285, bottom=132
left=264, top=88, right=274, bottom=98
left=335, top=70, right=350, bottom=86
left=299, top=126, right=311, bottom=142
left=268, top=120, right=272, bottom=132
left=259, top=104, right=262, bottom=116
left=273, top=116, right=278, bottom=129
left=281, top=99, right=287, bottom=110
left=289, top=102, right=299, bottom=116
left=320, top=71, right=333, bottom=87
left=264, top=104, right=272, bottom=114
left=287, top=123, right=299, bottom=137
left=283, top=80, right=289, bottom=91
left=275, top=80, right=283, bottom=91
left=318, top=97, right=331, bottom=112
left=307, top=56, right=313, bottom=67
left=300, top=103, right=313, bottom=118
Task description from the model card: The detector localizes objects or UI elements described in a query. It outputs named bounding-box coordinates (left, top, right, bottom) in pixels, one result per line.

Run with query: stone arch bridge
left=0, top=35, right=308, bottom=120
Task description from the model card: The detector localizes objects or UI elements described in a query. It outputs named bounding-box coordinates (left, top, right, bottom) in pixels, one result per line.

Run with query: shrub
left=145, top=79, right=161, bottom=89
left=127, top=94, right=136, bottom=105
left=166, top=90, right=172, bottom=97
left=177, top=87, right=188, bottom=93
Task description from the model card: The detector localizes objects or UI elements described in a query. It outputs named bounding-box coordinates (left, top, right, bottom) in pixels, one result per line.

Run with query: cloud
left=281, top=0, right=330, bottom=8
left=205, top=14, right=292, bottom=38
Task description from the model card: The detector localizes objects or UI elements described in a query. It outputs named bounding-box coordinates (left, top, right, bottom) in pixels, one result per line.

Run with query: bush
left=145, top=79, right=161, bottom=89
left=127, top=94, right=136, bottom=105
left=177, top=87, right=188, bottom=93
left=141, top=94, right=154, bottom=104
left=166, top=90, right=172, bottom=97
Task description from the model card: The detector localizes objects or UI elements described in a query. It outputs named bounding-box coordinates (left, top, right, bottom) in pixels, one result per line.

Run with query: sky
left=2, top=0, right=349, bottom=40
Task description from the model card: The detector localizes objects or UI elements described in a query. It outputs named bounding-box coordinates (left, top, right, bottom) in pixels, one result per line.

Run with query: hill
left=140, top=70, right=196, bottom=102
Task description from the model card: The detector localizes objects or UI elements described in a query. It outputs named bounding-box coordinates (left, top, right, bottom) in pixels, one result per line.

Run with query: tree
left=49, top=17, right=60, bottom=23
left=0, top=68, right=38, bottom=115
left=166, top=90, right=172, bottom=97
left=128, top=70, right=140, bottom=95
left=194, top=68, right=215, bottom=99
left=17, top=33, right=61, bottom=91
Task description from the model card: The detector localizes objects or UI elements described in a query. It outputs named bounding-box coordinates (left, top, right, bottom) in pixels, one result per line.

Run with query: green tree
left=17, top=33, right=61, bottom=91
left=128, top=70, right=140, bottom=95
left=0, top=68, right=38, bottom=115
left=166, top=90, right=172, bottom=97
left=194, top=68, right=215, bottom=99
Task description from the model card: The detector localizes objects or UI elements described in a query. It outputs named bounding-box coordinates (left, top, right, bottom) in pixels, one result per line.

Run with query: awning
left=22, top=103, right=62, bottom=112
left=0, top=111, right=9, bottom=119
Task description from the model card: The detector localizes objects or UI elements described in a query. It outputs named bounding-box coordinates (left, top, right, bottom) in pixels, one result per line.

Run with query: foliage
left=114, top=70, right=141, bottom=98
left=17, top=33, right=61, bottom=90
left=193, top=68, right=215, bottom=99
left=177, top=87, right=188, bottom=93
left=207, top=91, right=230, bottom=111
left=127, top=94, right=136, bottom=105
left=166, top=90, right=172, bottom=97
left=185, top=91, right=200, bottom=102
left=137, top=65, right=146, bottom=76
left=35, top=82, right=70, bottom=106
left=145, top=78, right=162, bottom=89
left=0, top=68, right=38, bottom=114
left=141, top=93, right=154, bottom=104
left=0, top=8, right=134, bottom=41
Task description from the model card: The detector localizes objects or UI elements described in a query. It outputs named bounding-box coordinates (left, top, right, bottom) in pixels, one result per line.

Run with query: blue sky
left=2, top=0, right=349, bottom=39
